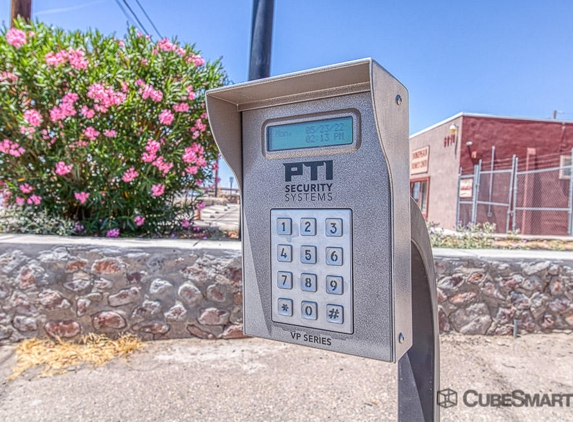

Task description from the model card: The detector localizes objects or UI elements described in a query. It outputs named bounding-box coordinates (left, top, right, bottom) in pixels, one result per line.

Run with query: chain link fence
left=456, top=149, right=573, bottom=235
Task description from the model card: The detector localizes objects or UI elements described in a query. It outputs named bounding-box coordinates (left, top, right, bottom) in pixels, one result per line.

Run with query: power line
left=121, top=0, right=150, bottom=35
left=134, top=0, right=162, bottom=39
left=113, top=0, right=137, bottom=28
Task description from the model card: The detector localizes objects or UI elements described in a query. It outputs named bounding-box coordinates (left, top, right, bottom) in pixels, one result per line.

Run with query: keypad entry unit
left=271, top=209, right=353, bottom=334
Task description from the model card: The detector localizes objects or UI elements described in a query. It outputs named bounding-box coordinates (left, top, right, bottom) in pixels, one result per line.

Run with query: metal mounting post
left=398, top=198, right=440, bottom=421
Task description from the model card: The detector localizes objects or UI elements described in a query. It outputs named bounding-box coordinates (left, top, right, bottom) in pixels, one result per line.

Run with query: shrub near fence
left=0, top=20, right=226, bottom=237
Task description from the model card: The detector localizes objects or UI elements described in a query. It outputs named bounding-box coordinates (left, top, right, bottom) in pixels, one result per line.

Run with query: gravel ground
left=0, top=334, right=572, bottom=421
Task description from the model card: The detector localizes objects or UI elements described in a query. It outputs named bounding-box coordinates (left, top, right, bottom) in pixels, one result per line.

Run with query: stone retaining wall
left=434, top=249, right=573, bottom=335
left=0, top=235, right=572, bottom=344
left=0, top=236, right=243, bottom=344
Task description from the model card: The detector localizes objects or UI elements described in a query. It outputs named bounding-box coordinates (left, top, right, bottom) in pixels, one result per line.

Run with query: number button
left=277, top=271, right=293, bottom=289
left=300, top=218, right=316, bottom=236
left=326, top=247, right=343, bottom=266
left=301, top=301, right=318, bottom=320
left=326, top=304, right=344, bottom=324
left=325, top=218, right=343, bottom=237
left=277, top=218, right=292, bottom=235
left=300, top=273, right=317, bottom=292
left=278, top=298, right=293, bottom=316
left=300, top=245, right=317, bottom=264
left=326, top=275, right=343, bottom=295
left=277, top=245, right=292, bottom=262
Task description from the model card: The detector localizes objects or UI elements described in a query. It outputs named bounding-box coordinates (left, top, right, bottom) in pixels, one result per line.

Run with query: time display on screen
left=267, top=116, right=353, bottom=151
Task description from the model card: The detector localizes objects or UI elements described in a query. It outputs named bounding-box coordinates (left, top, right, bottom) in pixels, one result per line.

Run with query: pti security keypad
left=271, top=209, right=353, bottom=334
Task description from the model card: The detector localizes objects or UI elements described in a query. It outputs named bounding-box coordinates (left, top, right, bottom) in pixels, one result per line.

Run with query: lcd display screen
left=267, top=116, right=353, bottom=151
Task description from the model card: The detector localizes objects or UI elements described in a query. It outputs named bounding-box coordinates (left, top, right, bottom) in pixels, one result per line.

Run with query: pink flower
left=45, top=50, right=68, bottom=66
left=151, top=184, right=165, bottom=197
left=158, top=109, right=174, bottom=125
left=134, top=216, right=145, bottom=226
left=122, top=167, right=139, bottom=182
left=185, top=166, right=198, bottom=175
left=103, top=129, right=117, bottom=138
left=0, top=139, right=25, bottom=156
left=173, top=102, right=189, bottom=112
left=87, top=83, right=126, bottom=108
left=152, top=156, right=173, bottom=175
left=23, top=109, right=42, bottom=127
left=157, top=38, right=175, bottom=52
left=117, top=40, right=125, bottom=47
left=19, top=183, right=34, bottom=194
left=27, top=195, right=42, bottom=205
left=194, top=119, right=207, bottom=132
left=83, top=126, right=100, bottom=141
left=197, top=202, right=206, bottom=210
left=81, top=106, right=95, bottom=119
left=74, top=191, right=90, bottom=204
left=55, top=161, right=73, bottom=176
left=212, top=162, right=219, bottom=171
left=186, top=54, right=205, bottom=67
left=187, top=86, right=196, bottom=101
left=68, top=49, right=89, bottom=70
left=140, top=58, right=149, bottom=66
left=120, top=81, right=129, bottom=93
left=15, top=197, right=25, bottom=206
left=50, top=92, right=79, bottom=122
left=0, top=71, right=18, bottom=83
left=181, top=219, right=190, bottom=229
left=140, top=84, right=163, bottom=102
left=106, top=229, right=120, bottom=238
left=6, top=28, right=26, bottom=48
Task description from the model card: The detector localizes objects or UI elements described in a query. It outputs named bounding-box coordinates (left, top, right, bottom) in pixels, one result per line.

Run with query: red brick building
left=409, top=113, right=573, bottom=234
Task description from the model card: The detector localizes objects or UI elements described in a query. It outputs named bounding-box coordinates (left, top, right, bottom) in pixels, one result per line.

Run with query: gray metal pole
left=563, top=148, right=573, bottom=236
left=248, top=0, right=275, bottom=80
left=455, top=167, right=462, bottom=230
left=512, top=157, right=519, bottom=232
left=487, top=146, right=495, bottom=217
left=398, top=198, right=440, bottom=422
left=506, top=155, right=516, bottom=233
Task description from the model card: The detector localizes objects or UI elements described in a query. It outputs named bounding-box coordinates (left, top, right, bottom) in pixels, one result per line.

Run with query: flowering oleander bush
left=0, top=20, right=225, bottom=237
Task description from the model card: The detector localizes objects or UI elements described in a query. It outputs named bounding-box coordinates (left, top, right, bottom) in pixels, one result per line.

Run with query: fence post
left=506, top=155, right=517, bottom=233
left=563, top=148, right=573, bottom=236
left=512, top=157, right=519, bottom=232
left=487, top=146, right=495, bottom=217
left=471, top=161, right=481, bottom=224
left=455, top=167, right=462, bottom=230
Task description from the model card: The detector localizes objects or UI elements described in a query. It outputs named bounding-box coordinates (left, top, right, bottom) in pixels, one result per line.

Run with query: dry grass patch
left=8, top=333, right=144, bottom=381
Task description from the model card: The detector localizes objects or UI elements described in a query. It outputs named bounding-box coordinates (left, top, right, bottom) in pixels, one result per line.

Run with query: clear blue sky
left=2, top=0, right=572, bottom=187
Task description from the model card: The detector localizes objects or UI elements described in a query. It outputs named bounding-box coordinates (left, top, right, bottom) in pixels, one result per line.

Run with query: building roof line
left=410, top=112, right=573, bottom=139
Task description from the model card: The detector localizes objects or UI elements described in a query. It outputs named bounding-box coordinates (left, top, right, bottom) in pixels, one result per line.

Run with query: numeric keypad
left=271, top=209, right=353, bottom=334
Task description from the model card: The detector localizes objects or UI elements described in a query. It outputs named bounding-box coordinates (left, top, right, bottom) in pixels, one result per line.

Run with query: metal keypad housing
left=271, top=209, right=353, bottom=334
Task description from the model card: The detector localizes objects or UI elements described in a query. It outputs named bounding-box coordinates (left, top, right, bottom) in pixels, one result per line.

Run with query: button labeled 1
left=277, top=218, right=292, bottom=235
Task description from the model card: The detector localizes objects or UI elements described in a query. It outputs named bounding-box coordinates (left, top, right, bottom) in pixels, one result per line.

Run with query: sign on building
left=411, top=146, right=429, bottom=175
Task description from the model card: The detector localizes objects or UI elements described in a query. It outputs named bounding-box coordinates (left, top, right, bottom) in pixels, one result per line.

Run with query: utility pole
left=248, top=0, right=275, bottom=80
left=11, top=0, right=32, bottom=26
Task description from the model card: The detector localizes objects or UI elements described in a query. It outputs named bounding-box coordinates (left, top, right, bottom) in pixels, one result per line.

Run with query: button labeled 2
left=300, top=218, right=316, bottom=236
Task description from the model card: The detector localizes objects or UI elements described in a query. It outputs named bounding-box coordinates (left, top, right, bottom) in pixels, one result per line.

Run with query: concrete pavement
left=1, top=334, right=572, bottom=421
